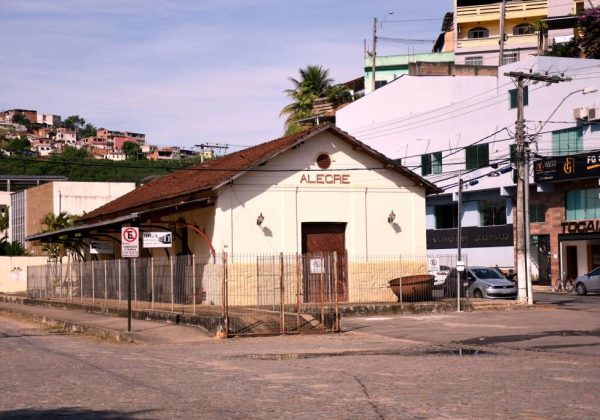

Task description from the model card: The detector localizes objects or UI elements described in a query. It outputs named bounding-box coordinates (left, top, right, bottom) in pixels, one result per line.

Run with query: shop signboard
left=427, top=225, right=513, bottom=250
left=90, top=240, right=114, bottom=255
left=142, top=231, right=172, bottom=248
left=534, top=153, right=600, bottom=183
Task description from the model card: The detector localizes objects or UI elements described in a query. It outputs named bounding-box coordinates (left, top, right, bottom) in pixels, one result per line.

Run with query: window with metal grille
left=465, top=56, right=483, bottom=66
left=502, top=52, right=519, bottom=65
left=529, top=203, right=547, bottom=223
left=465, top=144, right=489, bottom=170
left=552, top=127, right=583, bottom=155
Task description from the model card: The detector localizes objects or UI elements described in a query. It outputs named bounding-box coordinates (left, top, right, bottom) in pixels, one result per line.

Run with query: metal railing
left=27, top=252, right=465, bottom=336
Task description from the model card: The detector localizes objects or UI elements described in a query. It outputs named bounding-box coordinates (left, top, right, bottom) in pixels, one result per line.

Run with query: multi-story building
left=336, top=55, right=600, bottom=285
left=36, top=114, right=61, bottom=127
left=10, top=181, right=136, bottom=255
left=454, top=0, right=597, bottom=66
left=0, top=109, right=37, bottom=125
left=96, top=128, right=146, bottom=147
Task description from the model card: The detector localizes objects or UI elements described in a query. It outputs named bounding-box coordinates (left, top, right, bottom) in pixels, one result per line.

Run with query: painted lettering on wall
left=561, top=220, right=600, bottom=234
left=299, top=174, right=350, bottom=184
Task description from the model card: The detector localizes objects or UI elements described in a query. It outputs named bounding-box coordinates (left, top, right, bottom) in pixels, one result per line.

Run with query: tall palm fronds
left=280, top=65, right=335, bottom=135
left=40, top=212, right=80, bottom=261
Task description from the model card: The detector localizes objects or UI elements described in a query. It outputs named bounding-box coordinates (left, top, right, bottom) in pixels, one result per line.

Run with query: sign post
left=121, top=227, right=139, bottom=333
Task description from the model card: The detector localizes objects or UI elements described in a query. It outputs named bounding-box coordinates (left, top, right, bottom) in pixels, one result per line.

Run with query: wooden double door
left=301, top=223, right=348, bottom=303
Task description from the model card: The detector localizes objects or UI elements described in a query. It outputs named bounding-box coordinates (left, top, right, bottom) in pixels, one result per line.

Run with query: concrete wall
left=0, top=256, right=47, bottom=293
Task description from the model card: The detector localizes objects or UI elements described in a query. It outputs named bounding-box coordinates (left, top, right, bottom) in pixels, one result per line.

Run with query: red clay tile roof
left=80, top=124, right=439, bottom=223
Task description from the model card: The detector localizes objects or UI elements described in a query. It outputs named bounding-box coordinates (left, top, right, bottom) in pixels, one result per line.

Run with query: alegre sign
left=300, top=174, right=350, bottom=184
left=534, top=153, right=600, bottom=183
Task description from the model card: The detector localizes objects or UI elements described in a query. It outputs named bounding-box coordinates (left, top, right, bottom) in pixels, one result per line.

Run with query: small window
left=566, top=188, right=600, bottom=220
left=421, top=152, right=442, bottom=176
left=316, top=153, right=331, bottom=169
left=435, top=203, right=458, bottom=229
left=509, top=86, right=529, bottom=109
left=502, top=52, right=519, bottom=65
left=465, top=144, right=489, bottom=170
left=465, top=56, right=483, bottom=66
left=530, top=203, right=547, bottom=223
left=552, top=127, right=583, bottom=155
left=513, top=23, right=535, bottom=36
left=375, top=80, right=387, bottom=89
left=468, top=27, right=489, bottom=39
left=480, top=199, right=507, bottom=226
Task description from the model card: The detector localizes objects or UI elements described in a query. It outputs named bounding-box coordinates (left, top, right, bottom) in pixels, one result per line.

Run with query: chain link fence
left=27, top=252, right=465, bottom=336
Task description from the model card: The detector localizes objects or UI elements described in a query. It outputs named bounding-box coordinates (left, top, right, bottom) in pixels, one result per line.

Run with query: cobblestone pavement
left=2, top=306, right=600, bottom=420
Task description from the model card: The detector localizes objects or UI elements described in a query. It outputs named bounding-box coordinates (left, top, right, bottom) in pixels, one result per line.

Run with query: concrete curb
left=0, top=305, right=137, bottom=343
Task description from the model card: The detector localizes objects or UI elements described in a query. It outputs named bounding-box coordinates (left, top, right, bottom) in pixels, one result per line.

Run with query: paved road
left=1, top=296, right=599, bottom=419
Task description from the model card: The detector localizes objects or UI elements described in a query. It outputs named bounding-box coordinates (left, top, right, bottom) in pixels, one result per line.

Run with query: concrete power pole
left=371, top=17, right=378, bottom=93
left=498, top=0, right=507, bottom=67
left=504, top=71, right=571, bottom=304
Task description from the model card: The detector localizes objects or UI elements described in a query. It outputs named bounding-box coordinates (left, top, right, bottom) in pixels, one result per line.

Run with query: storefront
left=531, top=152, right=600, bottom=285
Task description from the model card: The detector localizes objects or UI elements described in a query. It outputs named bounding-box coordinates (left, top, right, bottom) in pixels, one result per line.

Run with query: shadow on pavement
left=0, top=408, right=157, bottom=419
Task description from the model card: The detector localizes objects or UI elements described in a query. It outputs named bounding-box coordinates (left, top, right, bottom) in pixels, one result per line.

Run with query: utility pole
left=456, top=170, right=463, bottom=312
left=194, top=143, right=229, bottom=163
left=504, top=71, right=571, bottom=304
left=498, top=0, right=507, bottom=66
left=371, top=17, right=377, bottom=93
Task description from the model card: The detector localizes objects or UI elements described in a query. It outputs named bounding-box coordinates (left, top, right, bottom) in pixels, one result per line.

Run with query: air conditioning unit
left=574, top=107, right=588, bottom=120
left=589, top=107, right=600, bottom=121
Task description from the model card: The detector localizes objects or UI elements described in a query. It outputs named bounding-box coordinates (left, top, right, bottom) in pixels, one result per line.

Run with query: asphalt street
left=1, top=292, right=598, bottom=419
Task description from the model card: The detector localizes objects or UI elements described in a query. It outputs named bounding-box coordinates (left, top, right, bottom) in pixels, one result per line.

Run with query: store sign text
left=561, top=220, right=600, bottom=234
left=300, top=174, right=350, bottom=184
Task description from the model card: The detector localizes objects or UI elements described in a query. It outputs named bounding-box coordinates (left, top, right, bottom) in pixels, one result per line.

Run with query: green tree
left=40, top=212, right=79, bottom=261
left=7, top=135, right=31, bottom=155
left=11, top=112, right=32, bottom=130
left=0, top=241, right=28, bottom=256
left=63, top=115, right=86, bottom=131
left=79, top=122, right=97, bottom=139
left=122, top=141, right=143, bottom=160
left=280, top=65, right=351, bottom=135
left=578, top=8, right=600, bottom=59
left=280, top=65, right=334, bottom=135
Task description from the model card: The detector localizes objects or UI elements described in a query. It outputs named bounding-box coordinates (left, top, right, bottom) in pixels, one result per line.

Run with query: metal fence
left=27, top=252, right=464, bottom=336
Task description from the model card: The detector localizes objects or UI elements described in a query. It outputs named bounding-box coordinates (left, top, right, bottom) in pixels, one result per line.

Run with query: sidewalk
left=0, top=301, right=212, bottom=344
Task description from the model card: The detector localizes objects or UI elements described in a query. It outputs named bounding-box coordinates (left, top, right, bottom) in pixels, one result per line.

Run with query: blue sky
left=1, top=0, right=452, bottom=149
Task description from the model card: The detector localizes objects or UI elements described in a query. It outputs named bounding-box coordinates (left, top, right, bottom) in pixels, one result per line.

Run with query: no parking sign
left=121, top=227, right=139, bottom=258
left=428, top=257, right=440, bottom=271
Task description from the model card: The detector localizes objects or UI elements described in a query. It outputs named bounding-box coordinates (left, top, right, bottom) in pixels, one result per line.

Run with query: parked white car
left=428, top=265, right=450, bottom=288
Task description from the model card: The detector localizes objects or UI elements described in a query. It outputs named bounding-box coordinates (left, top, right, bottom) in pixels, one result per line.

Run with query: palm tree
left=280, top=65, right=335, bottom=135
left=40, top=212, right=79, bottom=262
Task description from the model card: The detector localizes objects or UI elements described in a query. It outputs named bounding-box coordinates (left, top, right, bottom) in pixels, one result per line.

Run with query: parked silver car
left=444, top=266, right=517, bottom=299
left=574, top=267, right=600, bottom=295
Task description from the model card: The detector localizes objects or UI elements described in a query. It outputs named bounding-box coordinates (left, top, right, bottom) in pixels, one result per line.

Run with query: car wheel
left=473, top=289, right=483, bottom=299
left=576, top=283, right=587, bottom=296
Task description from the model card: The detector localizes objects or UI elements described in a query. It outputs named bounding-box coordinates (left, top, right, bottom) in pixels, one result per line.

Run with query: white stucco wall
left=210, top=131, right=427, bottom=257
left=0, top=256, right=48, bottom=293
left=51, top=182, right=136, bottom=216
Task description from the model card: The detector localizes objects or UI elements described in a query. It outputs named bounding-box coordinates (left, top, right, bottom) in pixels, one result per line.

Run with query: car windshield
left=471, top=268, right=505, bottom=280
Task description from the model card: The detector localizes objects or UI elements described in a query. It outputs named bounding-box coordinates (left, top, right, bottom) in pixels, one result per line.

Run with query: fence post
left=333, top=252, right=340, bottom=332
left=118, top=259, right=122, bottom=305
left=104, top=260, right=108, bottom=306
left=151, top=257, right=155, bottom=310
left=320, top=255, right=325, bottom=326
left=222, top=252, right=229, bottom=337
left=280, top=252, right=285, bottom=334
left=69, top=262, right=73, bottom=303
left=296, top=253, right=301, bottom=332
left=192, top=254, right=196, bottom=315
left=133, top=259, right=137, bottom=309
left=79, top=262, right=83, bottom=303
left=399, top=255, right=403, bottom=309
left=170, top=256, right=174, bottom=312
left=91, top=261, right=95, bottom=306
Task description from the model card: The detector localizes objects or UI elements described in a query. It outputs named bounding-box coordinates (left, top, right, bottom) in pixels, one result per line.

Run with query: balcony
left=456, top=0, right=547, bottom=23
left=456, top=33, right=538, bottom=50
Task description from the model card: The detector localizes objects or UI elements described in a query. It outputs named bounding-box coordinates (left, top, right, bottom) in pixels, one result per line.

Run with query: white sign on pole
left=143, top=232, right=172, bottom=248
left=309, top=258, right=324, bottom=274
left=90, top=240, right=114, bottom=255
left=121, top=227, right=139, bottom=258
left=457, top=260, right=466, bottom=272
left=428, top=257, right=440, bottom=271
